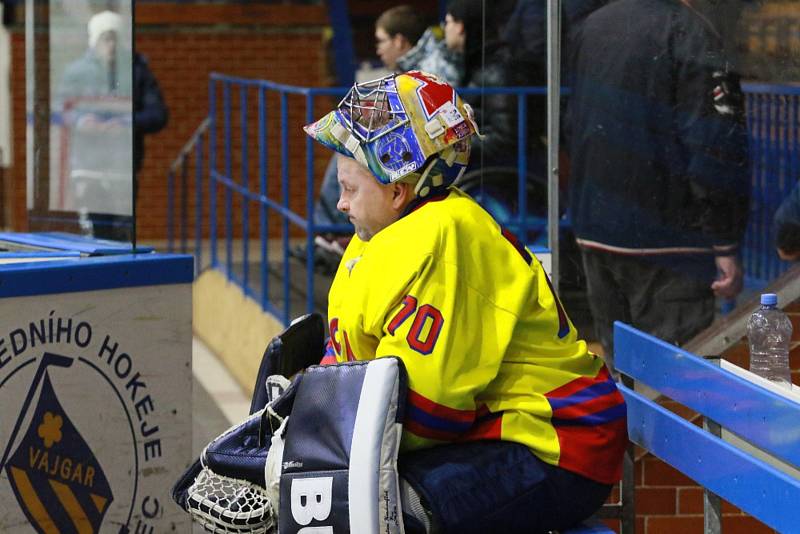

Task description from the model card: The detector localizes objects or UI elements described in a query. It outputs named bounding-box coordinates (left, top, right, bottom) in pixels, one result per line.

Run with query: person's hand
left=75, top=112, right=105, bottom=130
left=75, top=113, right=129, bottom=132
left=711, top=255, right=743, bottom=298
left=777, top=248, right=800, bottom=262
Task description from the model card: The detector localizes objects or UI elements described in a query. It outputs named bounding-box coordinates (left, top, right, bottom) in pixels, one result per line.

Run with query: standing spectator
left=501, top=0, right=610, bottom=152
left=567, top=0, right=749, bottom=373
left=59, top=10, right=168, bottom=240
left=775, top=180, right=800, bottom=262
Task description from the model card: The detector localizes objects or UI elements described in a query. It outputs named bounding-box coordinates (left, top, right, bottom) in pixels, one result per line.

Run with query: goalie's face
left=336, top=155, right=413, bottom=241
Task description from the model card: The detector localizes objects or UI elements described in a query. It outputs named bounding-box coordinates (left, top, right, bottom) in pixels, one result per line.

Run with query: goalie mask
left=304, top=71, right=478, bottom=196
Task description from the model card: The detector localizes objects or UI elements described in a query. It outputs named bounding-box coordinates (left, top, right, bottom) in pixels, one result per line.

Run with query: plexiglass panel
left=27, top=1, right=133, bottom=242
left=451, top=0, right=797, bottom=365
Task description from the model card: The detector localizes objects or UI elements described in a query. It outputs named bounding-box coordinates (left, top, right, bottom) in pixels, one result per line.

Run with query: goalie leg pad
left=278, top=358, right=408, bottom=534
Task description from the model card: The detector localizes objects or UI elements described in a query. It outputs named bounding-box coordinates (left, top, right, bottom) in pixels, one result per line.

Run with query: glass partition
left=451, top=0, right=798, bottom=361
left=26, top=0, right=133, bottom=243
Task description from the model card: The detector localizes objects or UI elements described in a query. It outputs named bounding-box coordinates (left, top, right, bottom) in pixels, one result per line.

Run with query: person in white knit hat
left=58, top=10, right=168, bottom=240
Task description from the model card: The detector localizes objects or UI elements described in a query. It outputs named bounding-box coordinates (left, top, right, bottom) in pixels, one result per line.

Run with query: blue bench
left=615, top=321, right=800, bottom=533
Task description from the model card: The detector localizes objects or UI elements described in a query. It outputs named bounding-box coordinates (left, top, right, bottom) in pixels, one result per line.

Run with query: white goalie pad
left=278, top=358, right=408, bottom=534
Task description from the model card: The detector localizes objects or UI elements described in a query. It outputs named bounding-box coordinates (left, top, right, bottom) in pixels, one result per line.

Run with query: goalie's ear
left=250, top=313, right=325, bottom=414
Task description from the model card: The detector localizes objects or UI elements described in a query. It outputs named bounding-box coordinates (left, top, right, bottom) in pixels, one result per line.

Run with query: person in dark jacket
left=132, top=52, right=169, bottom=176
left=566, top=0, right=749, bottom=373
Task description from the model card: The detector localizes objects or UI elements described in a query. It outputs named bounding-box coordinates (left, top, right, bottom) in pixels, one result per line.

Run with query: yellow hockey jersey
left=325, top=188, right=626, bottom=484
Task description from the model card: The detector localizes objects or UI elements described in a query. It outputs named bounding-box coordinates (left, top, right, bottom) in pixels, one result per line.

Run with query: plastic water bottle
left=78, top=208, right=94, bottom=237
left=746, top=293, right=793, bottom=388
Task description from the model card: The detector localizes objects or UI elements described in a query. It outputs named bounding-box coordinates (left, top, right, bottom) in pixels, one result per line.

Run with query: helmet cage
left=337, top=76, right=408, bottom=144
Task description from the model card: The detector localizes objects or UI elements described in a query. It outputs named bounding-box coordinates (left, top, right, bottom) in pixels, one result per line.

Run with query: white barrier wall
left=0, top=253, right=193, bottom=533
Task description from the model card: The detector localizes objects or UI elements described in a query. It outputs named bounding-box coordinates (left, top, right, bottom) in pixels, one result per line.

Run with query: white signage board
left=0, top=254, right=193, bottom=533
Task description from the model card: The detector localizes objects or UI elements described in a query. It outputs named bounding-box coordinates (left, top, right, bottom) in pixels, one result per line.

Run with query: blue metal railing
left=167, top=116, right=209, bottom=273
left=168, top=73, right=545, bottom=323
left=168, top=75, right=799, bottom=326
left=742, top=83, right=799, bottom=287
left=205, top=75, right=349, bottom=322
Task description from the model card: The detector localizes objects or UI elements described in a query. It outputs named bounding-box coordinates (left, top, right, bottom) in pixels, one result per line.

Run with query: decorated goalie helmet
left=304, top=71, right=478, bottom=196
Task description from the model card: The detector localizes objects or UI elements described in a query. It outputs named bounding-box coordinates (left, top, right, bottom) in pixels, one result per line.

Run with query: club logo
left=0, top=312, right=167, bottom=533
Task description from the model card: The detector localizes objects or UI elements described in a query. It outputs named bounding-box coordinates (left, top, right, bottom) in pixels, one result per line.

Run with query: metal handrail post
left=180, top=156, right=189, bottom=253
left=546, top=0, right=561, bottom=291
left=517, top=95, right=528, bottom=244
left=305, top=92, right=316, bottom=316
left=167, top=169, right=175, bottom=252
left=258, top=86, right=269, bottom=310
left=281, top=91, right=290, bottom=325
left=223, top=81, right=233, bottom=281
left=621, top=375, right=636, bottom=534
left=703, top=357, right=723, bottom=534
left=209, top=79, right=218, bottom=267
left=241, top=85, right=250, bottom=293
left=195, top=135, right=203, bottom=275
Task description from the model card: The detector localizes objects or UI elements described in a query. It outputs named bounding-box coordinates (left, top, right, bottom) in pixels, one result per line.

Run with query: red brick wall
left=134, top=28, right=329, bottom=240
left=8, top=4, right=331, bottom=240
left=611, top=457, right=778, bottom=533
left=9, top=31, right=23, bottom=230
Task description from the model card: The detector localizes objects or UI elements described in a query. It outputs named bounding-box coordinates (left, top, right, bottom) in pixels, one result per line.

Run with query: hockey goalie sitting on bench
left=172, top=72, right=627, bottom=534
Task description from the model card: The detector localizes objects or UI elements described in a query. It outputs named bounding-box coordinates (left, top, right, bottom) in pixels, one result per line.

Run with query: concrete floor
left=191, top=337, right=250, bottom=457
left=190, top=337, right=251, bottom=533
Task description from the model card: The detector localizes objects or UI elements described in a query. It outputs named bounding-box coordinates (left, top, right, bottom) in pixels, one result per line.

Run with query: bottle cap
left=761, top=293, right=778, bottom=306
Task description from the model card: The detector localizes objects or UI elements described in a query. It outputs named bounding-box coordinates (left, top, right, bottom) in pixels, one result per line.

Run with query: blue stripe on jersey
left=406, top=404, right=475, bottom=435
left=547, top=378, right=618, bottom=411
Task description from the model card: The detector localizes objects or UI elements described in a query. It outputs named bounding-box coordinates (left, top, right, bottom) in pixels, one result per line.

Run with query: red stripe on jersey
left=342, top=330, right=357, bottom=361
left=546, top=365, right=612, bottom=399
left=501, top=227, right=532, bottom=265
left=407, top=389, right=476, bottom=423
left=461, top=412, right=503, bottom=441
left=329, top=318, right=341, bottom=355
left=320, top=339, right=337, bottom=365
left=404, top=419, right=461, bottom=442
left=320, top=355, right=338, bottom=366
left=552, top=417, right=628, bottom=484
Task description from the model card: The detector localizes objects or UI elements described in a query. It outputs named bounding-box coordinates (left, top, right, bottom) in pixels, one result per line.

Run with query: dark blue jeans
left=399, top=440, right=612, bottom=534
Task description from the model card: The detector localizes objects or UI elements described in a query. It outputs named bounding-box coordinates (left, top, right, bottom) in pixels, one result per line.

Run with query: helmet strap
left=413, top=156, right=444, bottom=198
